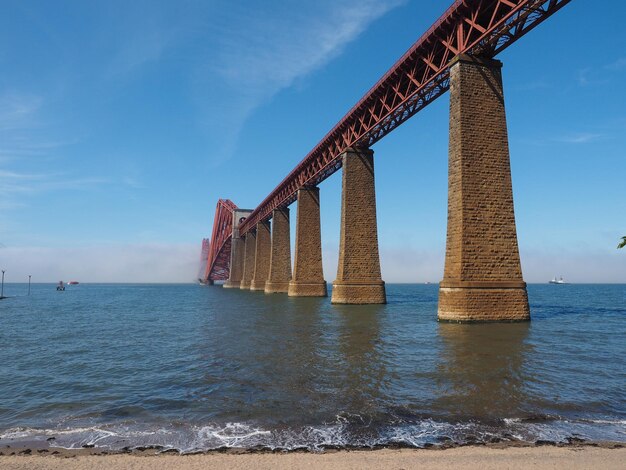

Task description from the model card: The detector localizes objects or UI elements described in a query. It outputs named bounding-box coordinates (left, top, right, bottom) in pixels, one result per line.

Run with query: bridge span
left=201, top=0, right=572, bottom=321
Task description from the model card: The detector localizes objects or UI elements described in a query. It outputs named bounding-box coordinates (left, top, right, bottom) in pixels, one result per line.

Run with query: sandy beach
left=1, top=446, right=624, bottom=470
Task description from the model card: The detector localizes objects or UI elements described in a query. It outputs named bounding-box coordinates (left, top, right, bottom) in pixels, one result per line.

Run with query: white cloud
left=379, top=247, right=444, bottom=283
left=513, top=80, right=551, bottom=92
left=0, top=92, right=42, bottom=132
left=0, top=171, right=108, bottom=198
left=0, top=170, right=45, bottom=180
left=604, top=57, right=626, bottom=71
left=554, top=132, right=603, bottom=144
left=200, top=0, right=406, bottom=162
left=105, top=25, right=177, bottom=79
left=577, top=57, right=625, bottom=87
left=0, top=243, right=199, bottom=283
left=520, top=248, right=626, bottom=284
left=323, top=245, right=626, bottom=284
left=2, top=243, right=623, bottom=284
left=122, top=176, right=145, bottom=189
left=214, top=0, right=404, bottom=89
left=0, top=92, right=105, bottom=209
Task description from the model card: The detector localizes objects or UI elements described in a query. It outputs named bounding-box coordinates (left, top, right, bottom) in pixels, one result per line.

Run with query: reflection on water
left=0, top=283, right=624, bottom=450
left=335, top=305, right=385, bottom=419
left=435, top=322, right=530, bottom=420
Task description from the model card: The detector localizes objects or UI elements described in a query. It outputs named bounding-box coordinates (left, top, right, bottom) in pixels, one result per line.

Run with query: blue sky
left=0, top=0, right=624, bottom=283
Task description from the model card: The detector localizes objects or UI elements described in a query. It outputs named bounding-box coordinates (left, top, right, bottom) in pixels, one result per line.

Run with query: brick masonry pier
left=288, top=187, right=327, bottom=297
left=332, top=148, right=386, bottom=304
left=265, top=208, right=292, bottom=293
left=250, top=221, right=271, bottom=291
left=239, top=231, right=256, bottom=290
left=223, top=209, right=252, bottom=288
left=438, top=54, right=530, bottom=322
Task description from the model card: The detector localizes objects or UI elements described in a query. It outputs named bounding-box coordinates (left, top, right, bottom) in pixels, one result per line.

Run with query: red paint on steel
left=203, top=199, right=237, bottom=283
left=236, top=0, right=571, bottom=236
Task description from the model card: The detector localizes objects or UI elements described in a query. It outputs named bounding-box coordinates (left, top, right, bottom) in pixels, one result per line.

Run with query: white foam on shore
left=1, top=417, right=625, bottom=452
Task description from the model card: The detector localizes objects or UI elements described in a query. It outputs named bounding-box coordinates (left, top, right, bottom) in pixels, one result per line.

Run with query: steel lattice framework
left=237, top=0, right=571, bottom=236
left=203, top=199, right=237, bottom=282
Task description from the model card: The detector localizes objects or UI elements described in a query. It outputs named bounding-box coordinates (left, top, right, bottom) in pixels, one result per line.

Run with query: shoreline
left=1, top=445, right=624, bottom=470
left=2, top=439, right=623, bottom=456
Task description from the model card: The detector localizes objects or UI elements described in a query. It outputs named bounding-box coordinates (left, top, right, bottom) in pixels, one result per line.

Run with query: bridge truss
left=202, top=199, right=237, bottom=283
left=237, top=0, right=571, bottom=236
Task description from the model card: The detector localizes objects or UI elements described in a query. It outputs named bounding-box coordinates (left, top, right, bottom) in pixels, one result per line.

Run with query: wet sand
left=1, top=445, right=624, bottom=469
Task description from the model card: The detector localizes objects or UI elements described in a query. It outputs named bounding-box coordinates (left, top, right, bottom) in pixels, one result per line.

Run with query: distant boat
left=56, top=281, right=65, bottom=291
left=549, top=276, right=566, bottom=284
left=68, top=281, right=79, bottom=285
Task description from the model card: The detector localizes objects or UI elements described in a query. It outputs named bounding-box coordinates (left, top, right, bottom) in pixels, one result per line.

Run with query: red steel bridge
left=201, top=199, right=237, bottom=283
left=201, top=0, right=571, bottom=285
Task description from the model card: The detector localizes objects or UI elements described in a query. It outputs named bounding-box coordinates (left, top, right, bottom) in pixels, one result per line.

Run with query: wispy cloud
left=122, top=176, right=145, bottom=189
left=0, top=91, right=105, bottom=209
left=213, top=1, right=404, bottom=89
left=0, top=171, right=108, bottom=197
left=513, top=80, right=551, bottom=92
left=517, top=131, right=605, bottom=147
left=0, top=92, right=64, bottom=165
left=0, top=170, right=45, bottom=180
left=105, top=25, right=177, bottom=80
left=554, top=132, right=603, bottom=144
left=0, top=92, right=42, bottom=132
left=578, top=57, right=626, bottom=86
left=604, top=57, right=626, bottom=71
left=199, top=0, right=406, bottom=162
left=0, top=140, right=76, bottom=162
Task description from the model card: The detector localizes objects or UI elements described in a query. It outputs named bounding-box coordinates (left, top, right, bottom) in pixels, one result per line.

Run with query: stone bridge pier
left=265, top=208, right=292, bottom=293
left=332, top=148, right=386, bottom=304
left=239, top=230, right=256, bottom=290
left=438, top=54, right=530, bottom=322
left=288, top=187, right=327, bottom=297
left=223, top=209, right=252, bottom=289
left=250, top=221, right=271, bottom=291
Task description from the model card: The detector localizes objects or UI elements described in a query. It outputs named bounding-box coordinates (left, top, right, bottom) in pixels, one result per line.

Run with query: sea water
left=0, top=283, right=624, bottom=452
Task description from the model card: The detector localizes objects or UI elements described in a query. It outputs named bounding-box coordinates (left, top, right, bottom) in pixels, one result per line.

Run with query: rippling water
left=0, top=283, right=624, bottom=451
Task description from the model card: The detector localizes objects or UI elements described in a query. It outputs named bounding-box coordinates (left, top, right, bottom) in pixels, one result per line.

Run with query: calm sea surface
left=0, top=283, right=624, bottom=451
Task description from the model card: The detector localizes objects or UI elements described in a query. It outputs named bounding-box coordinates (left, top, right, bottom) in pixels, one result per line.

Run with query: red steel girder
left=238, top=0, right=571, bottom=236
left=203, top=199, right=237, bottom=282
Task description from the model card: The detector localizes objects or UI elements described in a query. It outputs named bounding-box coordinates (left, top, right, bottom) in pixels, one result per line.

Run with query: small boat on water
left=68, top=281, right=79, bottom=285
left=549, top=276, right=566, bottom=284
left=56, top=281, right=65, bottom=291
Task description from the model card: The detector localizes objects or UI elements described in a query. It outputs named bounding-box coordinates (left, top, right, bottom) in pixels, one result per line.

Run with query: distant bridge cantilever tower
left=200, top=199, right=237, bottom=285
left=200, top=199, right=252, bottom=286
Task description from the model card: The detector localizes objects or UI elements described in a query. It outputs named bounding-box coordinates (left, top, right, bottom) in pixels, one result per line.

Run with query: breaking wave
left=1, top=415, right=624, bottom=453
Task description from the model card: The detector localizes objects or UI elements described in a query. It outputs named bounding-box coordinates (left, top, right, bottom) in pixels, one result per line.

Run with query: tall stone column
left=223, top=236, right=244, bottom=289
left=239, top=231, right=256, bottom=290
left=224, top=209, right=252, bottom=288
left=332, top=148, right=386, bottom=304
left=250, top=221, right=271, bottom=291
left=439, top=54, right=530, bottom=322
left=288, top=187, right=327, bottom=297
left=265, top=208, right=292, bottom=293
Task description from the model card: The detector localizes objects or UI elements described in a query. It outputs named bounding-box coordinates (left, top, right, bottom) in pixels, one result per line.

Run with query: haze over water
left=0, top=283, right=624, bottom=452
